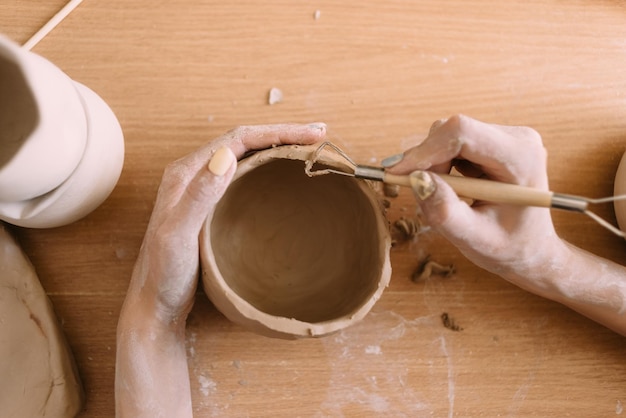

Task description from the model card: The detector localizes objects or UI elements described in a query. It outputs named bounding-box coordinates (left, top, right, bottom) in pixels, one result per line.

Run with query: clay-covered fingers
left=402, top=116, right=559, bottom=277
left=409, top=170, right=485, bottom=238
left=385, top=115, right=548, bottom=188
left=441, top=116, right=548, bottom=187
left=151, top=123, right=327, bottom=234
left=224, top=122, right=327, bottom=157
left=180, top=122, right=326, bottom=226
left=178, top=123, right=327, bottom=174
left=170, top=146, right=238, bottom=234
left=383, top=117, right=462, bottom=174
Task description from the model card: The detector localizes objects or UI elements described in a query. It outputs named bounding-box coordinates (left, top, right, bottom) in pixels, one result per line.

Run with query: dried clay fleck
left=441, top=312, right=463, bottom=332
left=268, top=87, right=283, bottom=105
left=411, top=255, right=455, bottom=282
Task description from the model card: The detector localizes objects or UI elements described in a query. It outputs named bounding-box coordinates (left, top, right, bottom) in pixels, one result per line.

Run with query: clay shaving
left=411, top=255, right=455, bottom=282
left=392, top=216, right=421, bottom=242
left=441, top=312, right=463, bottom=331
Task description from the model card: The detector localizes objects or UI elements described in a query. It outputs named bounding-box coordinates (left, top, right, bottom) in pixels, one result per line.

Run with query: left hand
left=123, top=123, right=327, bottom=327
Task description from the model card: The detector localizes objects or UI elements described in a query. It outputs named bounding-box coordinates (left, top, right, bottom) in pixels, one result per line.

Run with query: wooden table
left=3, top=1, right=626, bottom=416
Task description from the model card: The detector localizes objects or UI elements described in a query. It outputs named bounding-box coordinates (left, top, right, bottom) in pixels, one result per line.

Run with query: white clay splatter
left=439, top=335, right=455, bottom=418
left=268, top=87, right=283, bottom=105
left=617, top=399, right=623, bottom=415
left=318, top=311, right=434, bottom=415
left=115, top=247, right=127, bottom=260
left=197, top=375, right=217, bottom=397
left=365, top=345, right=382, bottom=355
left=186, top=332, right=197, bottom=359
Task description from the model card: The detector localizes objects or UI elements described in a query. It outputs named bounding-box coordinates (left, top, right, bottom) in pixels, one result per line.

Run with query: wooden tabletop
left=3, top=1, right=626, bottom=416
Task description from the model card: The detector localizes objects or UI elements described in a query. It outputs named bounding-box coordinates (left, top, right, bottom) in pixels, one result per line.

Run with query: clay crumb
left=441, top=312, right=463, bottom=332
left=383, top=183, right=400, bottom=198
left=411, top=255, right=455, bottom=282
left=268, top=87, right=283, bottom=105
left=314, top=10, right=321, bottom=20
left=392, top=216, right=421, bottom=242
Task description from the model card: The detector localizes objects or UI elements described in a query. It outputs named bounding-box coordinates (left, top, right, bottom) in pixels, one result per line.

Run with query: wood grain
left=2, top=1, right=626, bottom=416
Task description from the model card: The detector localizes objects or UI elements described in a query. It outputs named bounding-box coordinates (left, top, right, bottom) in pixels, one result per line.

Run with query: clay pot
left=0, top=35, right=124, bottom=228
left=200, top=144, right=392, bottom=339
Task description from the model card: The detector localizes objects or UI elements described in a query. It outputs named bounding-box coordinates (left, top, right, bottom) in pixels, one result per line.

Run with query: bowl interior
left=210, top=158, right=384, bottom=323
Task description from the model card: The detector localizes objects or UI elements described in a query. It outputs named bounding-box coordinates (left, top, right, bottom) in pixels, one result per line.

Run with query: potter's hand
left=385, top=115, right=626, bottom=336
left=385, top=115, right=558, bottom=285
left=125, top=123, right=327, bottom=323
left=116, top=123, right=327, bottom=418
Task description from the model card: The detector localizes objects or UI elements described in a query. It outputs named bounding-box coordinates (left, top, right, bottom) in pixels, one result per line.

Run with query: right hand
left=385, top=115, right=564, bottom=291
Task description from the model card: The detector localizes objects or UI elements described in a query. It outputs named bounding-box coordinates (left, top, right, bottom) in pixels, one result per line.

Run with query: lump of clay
left=200, top=144, right=392, bottom=339
left=0, top=223, right=84, bottom=417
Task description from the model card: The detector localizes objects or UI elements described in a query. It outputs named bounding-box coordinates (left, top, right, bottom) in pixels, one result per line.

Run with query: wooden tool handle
left=383, top=172, right=554, bottom=208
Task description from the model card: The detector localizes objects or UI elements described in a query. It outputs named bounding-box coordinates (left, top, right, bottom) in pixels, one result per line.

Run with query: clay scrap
left=0, top=223, right=84, bottom=417
left=268, top=87, right=283, bottom=105
left=411, top=255, right=455, bottom=282
left=393, top=216, right=420, bottom=240
left=441, top=312, right=463, bottom=332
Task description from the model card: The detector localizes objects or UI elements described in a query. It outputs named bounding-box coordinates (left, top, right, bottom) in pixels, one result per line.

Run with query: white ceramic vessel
left=0, top=35, right=124, bottom=228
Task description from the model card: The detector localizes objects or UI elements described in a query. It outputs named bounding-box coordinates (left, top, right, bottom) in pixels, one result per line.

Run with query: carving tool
left=304, top=141, right=626, bottom=238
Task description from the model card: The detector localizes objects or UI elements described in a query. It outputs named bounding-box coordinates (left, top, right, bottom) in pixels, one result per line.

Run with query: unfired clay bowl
left=200, top=144, right=392, bottom=339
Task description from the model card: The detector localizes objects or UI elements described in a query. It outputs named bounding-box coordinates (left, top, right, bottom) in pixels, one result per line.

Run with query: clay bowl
left=200, top=144, right=392, bottom=339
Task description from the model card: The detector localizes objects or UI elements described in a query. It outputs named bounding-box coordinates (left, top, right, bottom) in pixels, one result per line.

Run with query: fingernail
left=409, top=170, right=436, bottom=200
left=381, top=153, right=404, bottom=168
left=208, top=146, right=236, bottom=176
left=308, top=122, right=327, bottom=131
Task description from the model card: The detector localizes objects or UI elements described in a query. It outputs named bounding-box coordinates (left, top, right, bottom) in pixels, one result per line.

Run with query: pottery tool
left=304, top=141, right=626, bottom=238
left=23, top=0, right=85, bottom=50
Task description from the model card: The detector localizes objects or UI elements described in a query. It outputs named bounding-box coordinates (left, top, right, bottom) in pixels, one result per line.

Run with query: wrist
left=500, top=235, right=572, bottom=299
left=122, top=259, right=195, bottom=331
left=118, top=292, right=188, bottom=337
left=504, top=239, right=626, bottom=335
